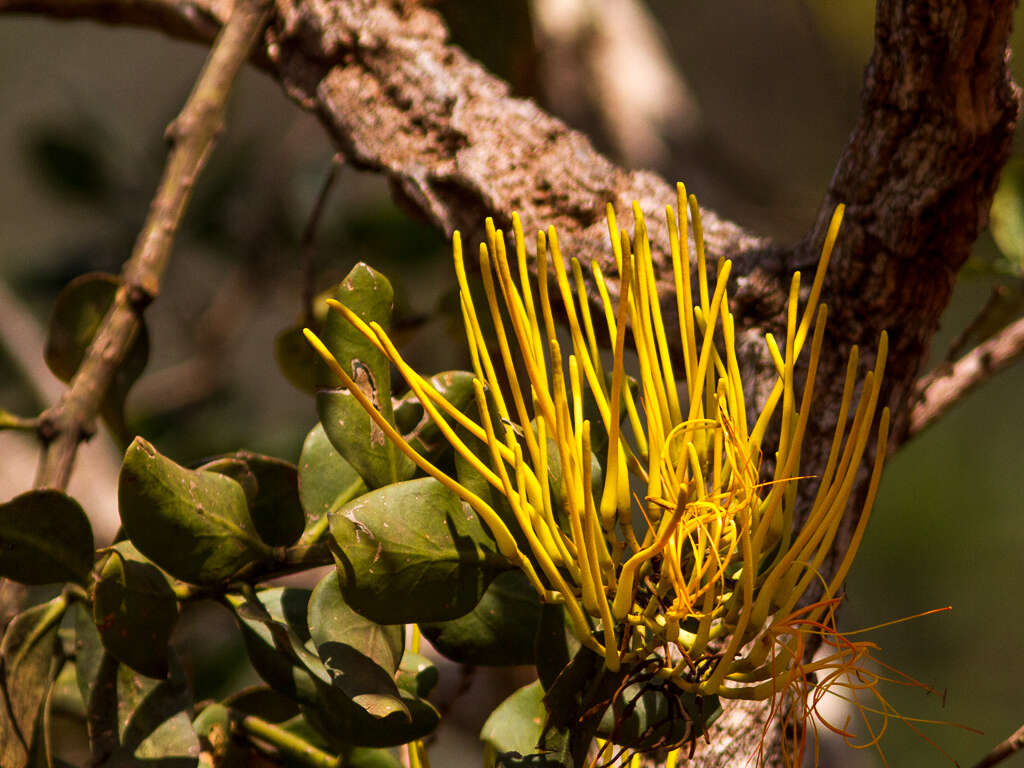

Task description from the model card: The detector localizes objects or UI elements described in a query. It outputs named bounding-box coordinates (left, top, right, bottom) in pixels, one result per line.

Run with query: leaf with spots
left=118, top=437, right=272, bottom=585
left=316, top=263, right=414, bottom=488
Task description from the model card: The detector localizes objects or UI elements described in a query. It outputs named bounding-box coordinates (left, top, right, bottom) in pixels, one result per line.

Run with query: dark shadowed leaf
left=0, top=489, right=93, bottom=585
left=118, top=437, right=271, bottom=584
left=307, top=570, right=407, bottom=720
left=297, top=423, right=365, bottom=538
left=596, top=684, right=721, bottom=752
left=43, top=272, right=148, bottom=441
left=86, top=651, right=199, bottom=767
left=328, top=477, right=512, bottom=624
left=200, top=452, right=304, bottom=547
left=421, top=569, right=542, bottom=666
left=0, top=597, right=65, bottom=768
left=226, top=588, right=324, bottom=702
left=92, top=541, right=178, bottom=679
left=316, top=264, right=415, bottom=488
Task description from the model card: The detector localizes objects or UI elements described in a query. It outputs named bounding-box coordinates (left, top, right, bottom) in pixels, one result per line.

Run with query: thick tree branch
left=30, top=0, right=272, bottom=489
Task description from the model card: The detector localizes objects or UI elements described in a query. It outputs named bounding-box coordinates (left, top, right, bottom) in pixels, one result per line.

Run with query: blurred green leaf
left=316, top=263, right=415, bottom=488
left=92, top=541, right=178, bottom=679
left=86, top=651, right=199, bottom=767
left=0, top=489, right=93, bottom=585
left=991, top=162, right=1024, bottom=274
left=275, top=323, right=332, bottom=394
left=118, top=437, right=272, bottom=584
left=421, top=569, right=542, bottom=666
left=0, top=597, right=64, bottom=768
left=346, top=746, right=404, bottom=768
left=329, top=477, right=512, bottom=624
left=200, top=451, right=305, bottom=547
left=297, top=423, right=365, bottom=538
left=26, top=123, right=111, bottom=203
left=44, top=273, right=148, bottom=442
left=308, top=570, right=407, bottom=720
left=396, top=651, right=438, bottom=700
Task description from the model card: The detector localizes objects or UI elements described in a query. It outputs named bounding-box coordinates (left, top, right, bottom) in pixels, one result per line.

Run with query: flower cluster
left=307, top=184, right=902, bottom=761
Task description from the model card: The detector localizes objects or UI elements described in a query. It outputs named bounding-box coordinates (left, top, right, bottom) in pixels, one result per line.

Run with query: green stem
left=236, top=714, right=341, bottom=767
left=298, top=476, right=368, bottom=547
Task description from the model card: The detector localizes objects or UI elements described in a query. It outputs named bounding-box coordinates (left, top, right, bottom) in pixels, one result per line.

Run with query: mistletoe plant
left=0, top=184, right=935, bottom=768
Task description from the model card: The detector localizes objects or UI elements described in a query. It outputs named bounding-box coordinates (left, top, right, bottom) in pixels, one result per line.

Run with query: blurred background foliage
left=1, top=2, right=1022, bottom=766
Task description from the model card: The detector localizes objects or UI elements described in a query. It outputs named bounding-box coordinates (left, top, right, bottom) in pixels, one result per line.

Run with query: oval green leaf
left=92, top=541, right=179, bottom=679
left=201, top=452, right=305, bottom=547
left=297, top=423, right=365, bottom=537
left=396, top=651, right=438, bottom=699
left=480, top=680, right=550, bottom=762
left=316, top=263, right=415, bottom=488
left=0, top=489, right=94, bottom=585
left=118, top=437, right=271, bottom=584
left=308, top=571, right=406, bottom=720
left=328, top=477, right=512, bottom=624
left=421, top=569, right=542, bottom=666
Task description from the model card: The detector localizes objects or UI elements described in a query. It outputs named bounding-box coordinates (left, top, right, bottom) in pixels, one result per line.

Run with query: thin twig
left=909, top=313, right=1024, bottom=438
left=971, top=722, right=1024, bottom=768
left=32, top=0, right=273, bottom=490
left=300, top=154, right=345, bottom=326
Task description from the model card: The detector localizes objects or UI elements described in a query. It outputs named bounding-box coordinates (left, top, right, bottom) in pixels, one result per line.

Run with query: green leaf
left=316, top=263, right=415, bottom=488
left=480, top=680, right=557, bottom=765
left=297, top=423, right=365, bottom=537
left=307, top=570, right=407, bottom=720
left=0, top=597, right=65, bottom=768
left=300, top=689, right=440, bottom=750
left=222, top=686, right=300, bottom=723
left=200, top=452, right=305, bottom=547
left=44, top=272, right=148, bottom=441
left=535, top=604, right=578, bottom=691
left=118, top=437, right=271, bottom=584
left=0, top=489, right=94, bottom=585
left=74, top=603, right=105, bottom=712
left=329, top=477, right=512, bottom=624
left=86, top=651, right=199, bottom=767
left=596, top=684, right=720, bottom=752
left=275, top=323, right=332, bottom=394
left=421, top=569, right=542, bottom=666
left=227, top=588, right=323, bottom=701
left=394, top=370, right=476, bottom=456
left=991, top=161, right=1024, bottom=274
left=92, top=541, right=178, bottom=679
left=396, top=651, right=438, bottom=699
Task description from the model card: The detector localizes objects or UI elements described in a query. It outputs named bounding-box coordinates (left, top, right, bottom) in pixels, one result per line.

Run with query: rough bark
left=0, top=0, right=1019, bottom=765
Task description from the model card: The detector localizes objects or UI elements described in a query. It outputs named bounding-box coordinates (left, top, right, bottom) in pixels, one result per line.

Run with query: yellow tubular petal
left=581, top=422, right=620, bottom=670
left=795, top=204, right=844, bottom=353
left=686, top=260, right=733, bottom=424
left=688, top=194, right=710, bottom=315
left=478, top=236, right=542, bottom=465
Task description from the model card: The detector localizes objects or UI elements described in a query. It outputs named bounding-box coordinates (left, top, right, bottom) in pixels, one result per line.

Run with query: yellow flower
left=305, top=183, right=897, bottom=756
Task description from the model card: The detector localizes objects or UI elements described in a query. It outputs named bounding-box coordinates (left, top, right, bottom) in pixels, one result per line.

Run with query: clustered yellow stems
left=306, top=184, right=890, bottom=709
